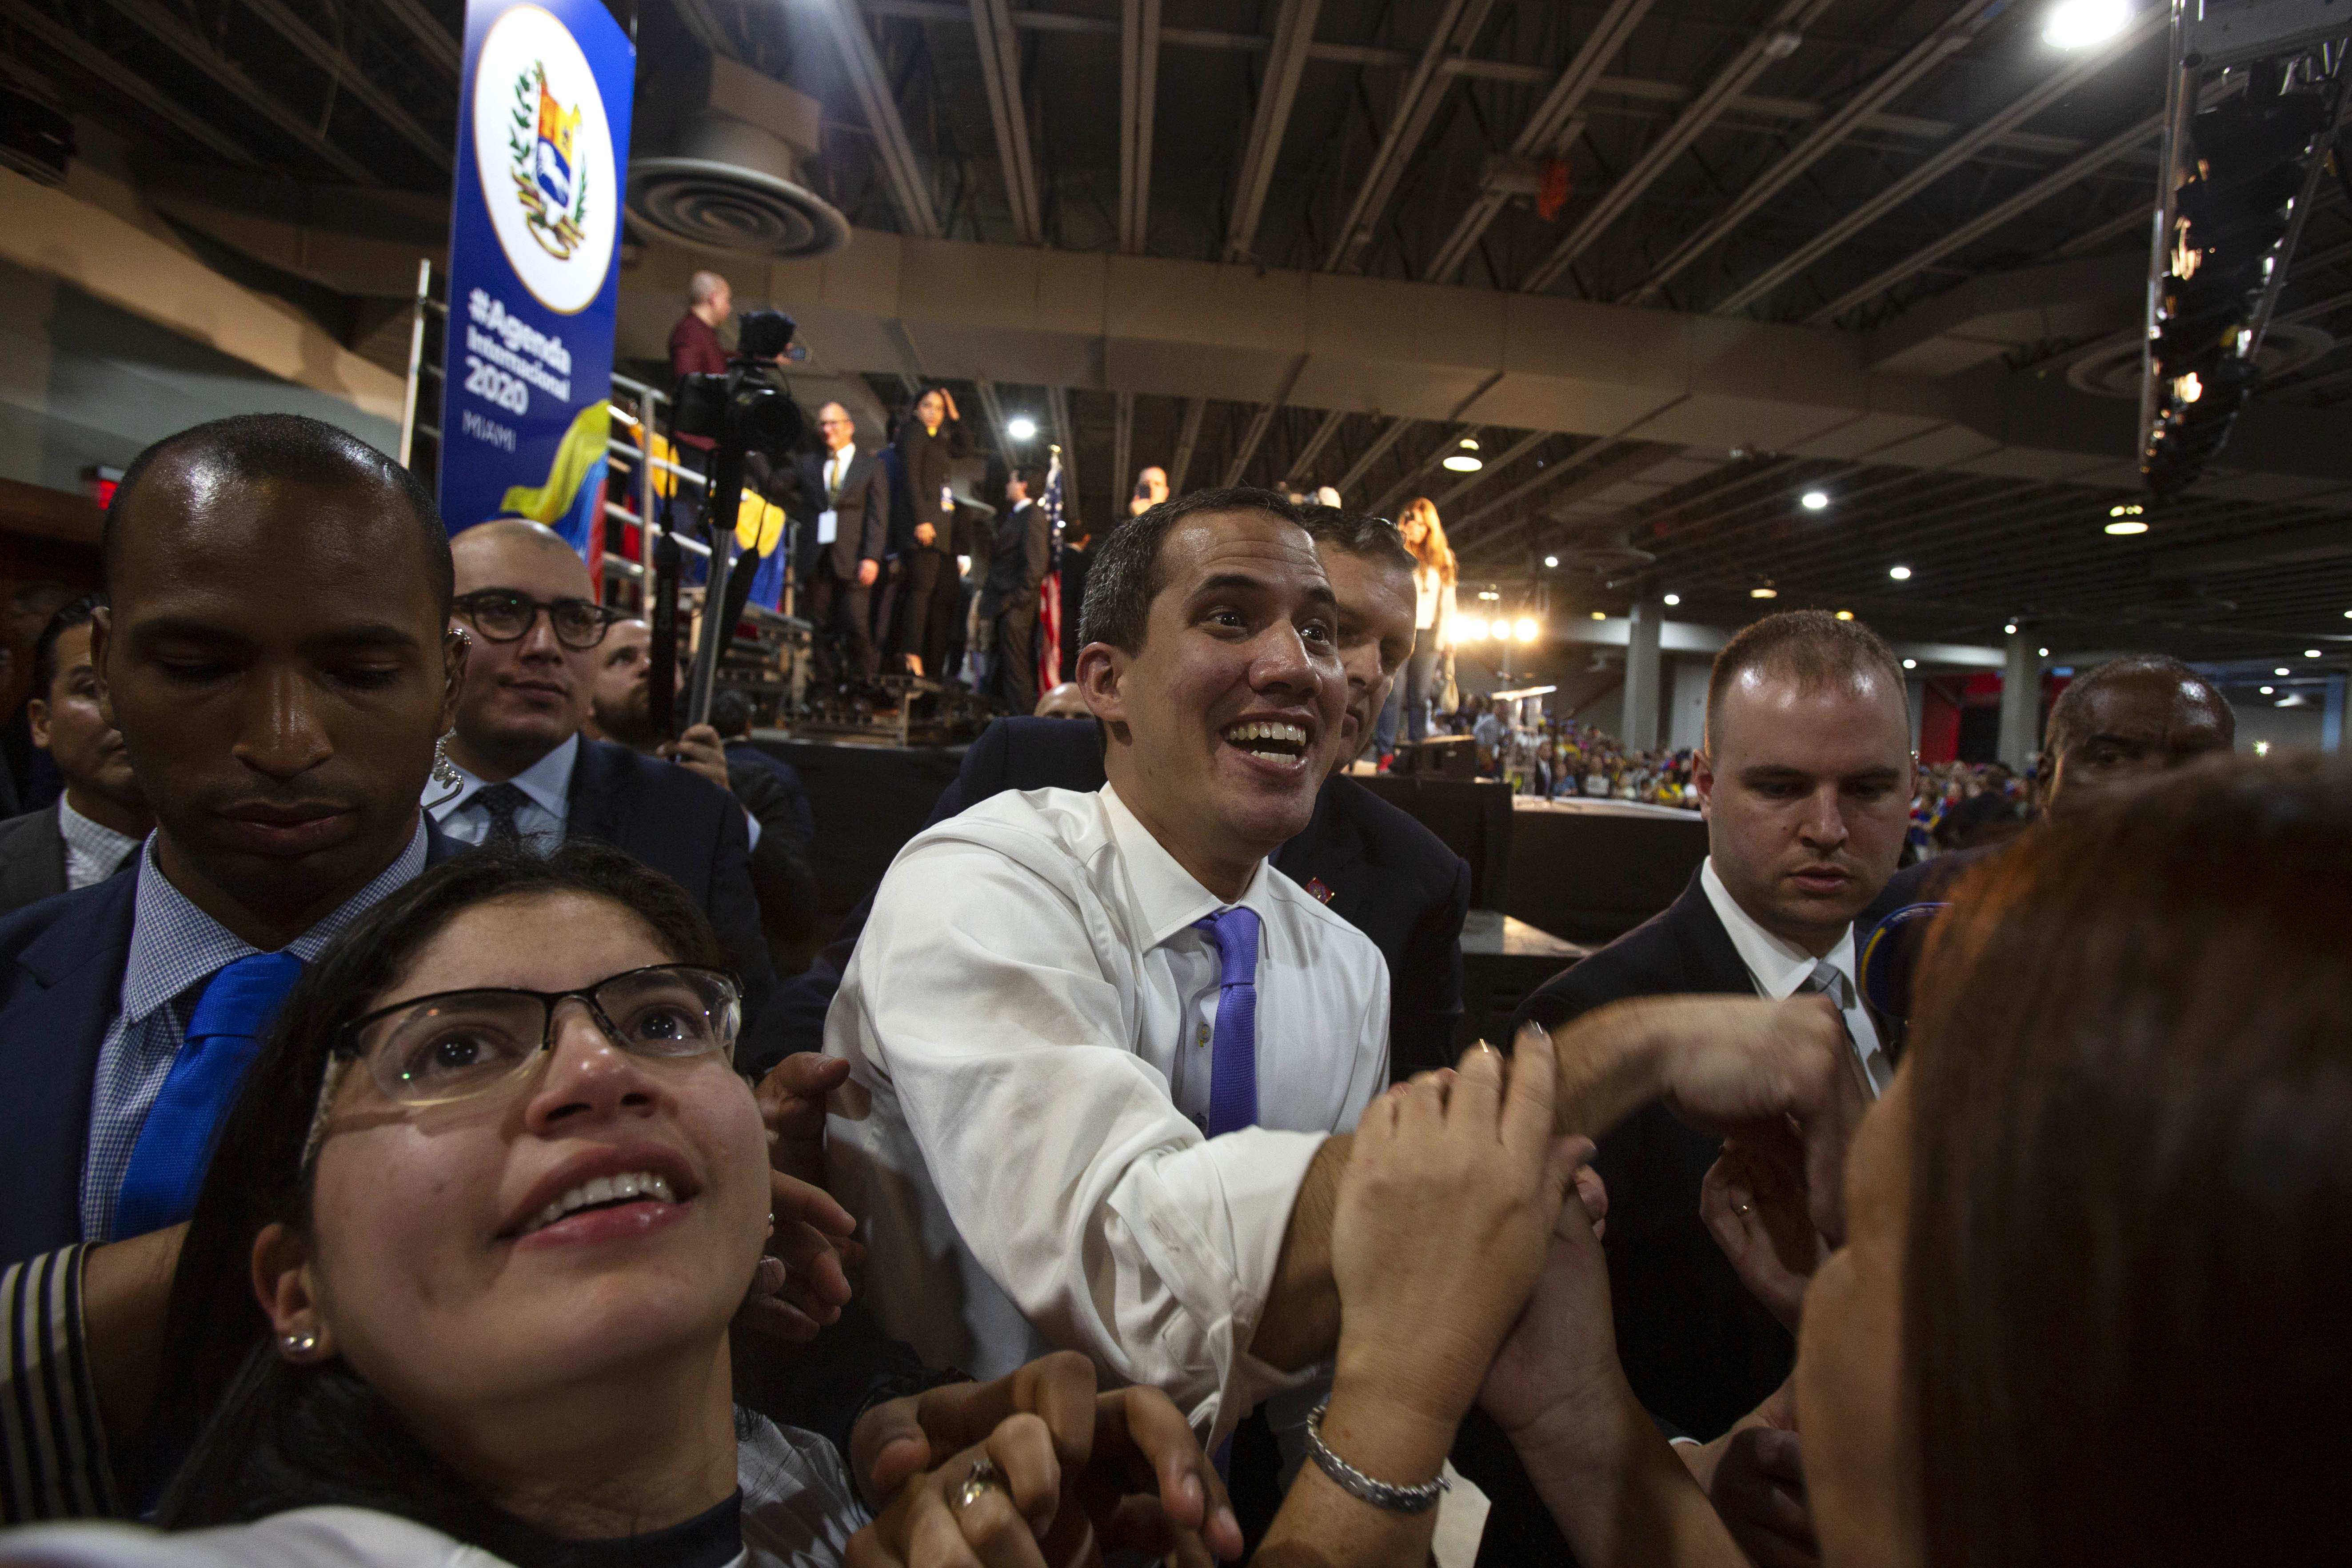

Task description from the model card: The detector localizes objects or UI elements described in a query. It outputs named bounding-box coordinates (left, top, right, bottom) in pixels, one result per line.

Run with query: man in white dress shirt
left=826, top=489, right=1389, bottom=1446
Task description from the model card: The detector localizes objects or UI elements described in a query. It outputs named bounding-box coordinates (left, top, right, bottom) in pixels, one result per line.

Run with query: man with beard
left=771, top=505, right=1472, bottom=1078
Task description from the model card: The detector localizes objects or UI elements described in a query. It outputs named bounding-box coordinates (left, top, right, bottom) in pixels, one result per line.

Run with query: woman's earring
left=280, top=1330, right=319, bottom=1357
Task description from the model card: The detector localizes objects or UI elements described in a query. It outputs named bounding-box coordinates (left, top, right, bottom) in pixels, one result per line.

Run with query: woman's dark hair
left=1902, top=754, right=2352, bottom=1568
left=148, top=842, right=730, bottom=1554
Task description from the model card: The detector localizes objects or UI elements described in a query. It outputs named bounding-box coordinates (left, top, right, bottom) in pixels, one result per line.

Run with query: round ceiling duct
left=2064, top=322, right=2334, bottom=399
left=627, top=114, right=849, bottom=259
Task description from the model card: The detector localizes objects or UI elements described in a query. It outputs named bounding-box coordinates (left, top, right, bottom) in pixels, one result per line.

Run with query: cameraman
left=667, top=271, right=731, bottom=461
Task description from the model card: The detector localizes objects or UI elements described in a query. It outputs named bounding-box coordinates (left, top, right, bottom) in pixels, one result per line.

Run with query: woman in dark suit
left=887, top=386, right=968, bottom=678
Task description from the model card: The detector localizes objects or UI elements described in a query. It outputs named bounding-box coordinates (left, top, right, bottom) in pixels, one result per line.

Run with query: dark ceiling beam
left=1621, top=0, right=2004, bottom=306
left=970, top=0, right=1043, bottom=244
left=1332, top=415, right=1419, bottom=497
left=1112, top=391, right=1134, bottom=501
left=1809, top=111, right=2163, bottom=324
left=1168, top=397, right=1208, bottom=493
left=0, top=0, right=261, bottom=168
left=1225, top=0, right=1323, bottom=262
left=1223, top=356, right=1308, bottom=485
left=1456, top=443, right=1693, bottom=559
left=1117, top=0, right=1159, bottom=254
left=1323, top=0, right=1496, bottom=273
left=1712, top=8, right=2166, bottom=315
left=92, top=0, right=379, bottom=182
left=75, top=0, right=379, bottom=180
left=1521, top=0, right=1835, bottom=295
left=240, top=0, right=450, bottom=170
left=810, top=0, right=944, bottom=238
left=1419, top=0, right=1652, bottom=284
left=378, top=0, right=461, bottom=76
left=1283, top=407, right=1349, bottom=487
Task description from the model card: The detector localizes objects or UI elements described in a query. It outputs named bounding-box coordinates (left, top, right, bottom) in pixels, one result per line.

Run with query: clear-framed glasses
left=452, top=589, right=627, bottom=650
left=331, top=964, right=742, bottom=1109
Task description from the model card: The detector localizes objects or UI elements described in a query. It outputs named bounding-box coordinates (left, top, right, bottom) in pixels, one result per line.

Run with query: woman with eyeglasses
left=0, top=844, right=1243, bottom=1565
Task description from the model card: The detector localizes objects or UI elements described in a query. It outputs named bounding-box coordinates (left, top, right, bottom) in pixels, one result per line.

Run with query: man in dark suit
left=0, top=597, right=153, bottom=916
left=980, top=465, right=1051, bottom=717
left=0, top=413, right=468, bottom=1268
left=428, top=523, right=777, bottom=1037
left=1457, top=609, right=1913, bottom=1565
left=791, top=402, right=889, bottom=682
left=765, top=504, right=1471, bottom=1081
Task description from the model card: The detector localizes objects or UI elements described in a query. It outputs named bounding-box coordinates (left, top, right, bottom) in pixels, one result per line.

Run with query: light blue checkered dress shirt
left=78, top=822, right=430, bottom=1242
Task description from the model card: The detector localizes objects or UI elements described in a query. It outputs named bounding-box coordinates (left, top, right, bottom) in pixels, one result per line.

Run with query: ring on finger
left=954, top=1458, right=1009, bottom=1515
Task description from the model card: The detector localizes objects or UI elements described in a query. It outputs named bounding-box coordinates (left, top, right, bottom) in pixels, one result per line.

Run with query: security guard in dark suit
left=790, top=402, right=891, bottom=682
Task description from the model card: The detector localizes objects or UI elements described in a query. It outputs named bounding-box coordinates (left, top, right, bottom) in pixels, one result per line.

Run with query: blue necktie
left=1191, top=906, right=1262, bottom=1137
left=112, top=951, right=305, bottom=1240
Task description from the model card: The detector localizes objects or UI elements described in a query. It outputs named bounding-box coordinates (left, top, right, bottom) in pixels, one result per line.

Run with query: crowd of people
left=0, top=391, right=2341, bottom=1568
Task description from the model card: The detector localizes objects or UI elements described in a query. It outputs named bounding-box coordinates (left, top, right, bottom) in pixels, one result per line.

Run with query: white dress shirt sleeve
left=829, top=834, right=1329, bottom=1438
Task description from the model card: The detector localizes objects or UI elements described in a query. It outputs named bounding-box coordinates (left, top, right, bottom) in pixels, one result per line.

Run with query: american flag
left=1036, top=447, right=1066, bottom=693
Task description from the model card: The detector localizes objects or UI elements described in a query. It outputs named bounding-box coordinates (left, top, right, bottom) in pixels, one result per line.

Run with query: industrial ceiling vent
left=627, top=56, right=849, bottom=259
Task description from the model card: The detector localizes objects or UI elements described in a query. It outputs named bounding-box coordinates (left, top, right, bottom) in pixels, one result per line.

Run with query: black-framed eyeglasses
left=453, top=589, right=627, bottom=650
left=331, top=964, right=743, bottom=1108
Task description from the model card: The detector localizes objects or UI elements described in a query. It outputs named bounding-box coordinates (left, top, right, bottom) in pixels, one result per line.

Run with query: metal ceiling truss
left=1118, top=0, right=1160, bottom=253
left=970, top=0, right=1043, bottom=244
left=1711, top=8, right=2168, bottom=315
left=1224, top=0, right=1323, bottom=262
left=1323, top=0, right=1497, bottom=272
left=0, top=0, right=260, bottom=168
left=239, top=0, right=451, bottom=170
left=811, top=0, right=945, bottom=239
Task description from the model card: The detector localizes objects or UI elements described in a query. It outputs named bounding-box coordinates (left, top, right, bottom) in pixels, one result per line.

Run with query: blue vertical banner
left=439, top=0, right=634, bottom=555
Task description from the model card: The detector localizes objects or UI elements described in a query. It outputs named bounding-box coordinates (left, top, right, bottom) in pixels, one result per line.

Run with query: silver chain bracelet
left=1304, top=1402, right=1451, bottom=1515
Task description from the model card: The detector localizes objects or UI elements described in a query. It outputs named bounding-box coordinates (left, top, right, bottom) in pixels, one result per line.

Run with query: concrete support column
left=1998, top=630, right=2042, bottom=768
left=1624, top=597, right=1664, bottom=750
left=2325, top=673, right=2346, bottom=753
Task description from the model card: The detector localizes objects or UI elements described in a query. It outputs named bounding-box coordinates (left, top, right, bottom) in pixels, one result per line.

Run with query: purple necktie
left=1191, top=906, right=1262, bottom=1137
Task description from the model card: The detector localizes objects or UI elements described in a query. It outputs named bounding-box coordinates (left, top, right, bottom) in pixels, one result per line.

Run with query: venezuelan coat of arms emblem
left=510, top=61, right=588, bottom=259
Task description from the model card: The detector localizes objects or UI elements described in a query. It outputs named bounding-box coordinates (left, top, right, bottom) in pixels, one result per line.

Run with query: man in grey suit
left=0, top=597, right=151, bottom=915
left=791, top=402, right=890, bottom=682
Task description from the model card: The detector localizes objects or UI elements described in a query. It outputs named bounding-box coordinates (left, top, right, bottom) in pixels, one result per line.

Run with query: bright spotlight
left=1889, top=565, right=1913, bottom=581
left=1465, top=618, right=1490, bottom=641
left=2105, top=519, right=2148, bottom=535
left=2276, top=666, right=2292, bottom=676
left=2039, top=647, right=2050, bottom=658
left=1442, top=453, right=1483, bottom=472
left=2306, top=649, right=2324, bottom=659
left=1750, top=587, right=1778, bottom=599
left=1801, top=490, right=1830, bottom=511
left=1589, top=610, right=1606, bottom=621
left=1835, top=610, right=1854, bottom=621
left=1902, top=658, right=1918, bottom=670
left=2261, top=686, right=2276, bottom=695
left=1663, top=593, right=1681, bottom=606
left=2004, top=622, right=2018, bottom=634
left=2044, top=0, right=2132, bottom=51
left=1513, top=617, right=1540, bottom=643
left=1006, top=417, right=1037, bottom=440
left=1543, top=555, right=1560, bottom=568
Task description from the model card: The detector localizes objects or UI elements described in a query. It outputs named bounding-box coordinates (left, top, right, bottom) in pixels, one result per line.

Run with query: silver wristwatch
left=1304, top=1402, right=1451, bottom=1515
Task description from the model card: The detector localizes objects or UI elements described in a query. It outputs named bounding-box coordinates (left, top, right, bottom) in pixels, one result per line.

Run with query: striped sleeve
left=2, top=1246, right=120, bottom=1523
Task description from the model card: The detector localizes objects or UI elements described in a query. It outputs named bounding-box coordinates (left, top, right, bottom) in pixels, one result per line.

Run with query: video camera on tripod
left=656, top=309, right=804, bottom=740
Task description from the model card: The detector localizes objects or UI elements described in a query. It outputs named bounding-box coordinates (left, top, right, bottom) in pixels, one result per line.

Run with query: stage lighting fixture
left=1006, top=417, right=1037, bottom=440
left=1889, top=565, right=1913, bottom=580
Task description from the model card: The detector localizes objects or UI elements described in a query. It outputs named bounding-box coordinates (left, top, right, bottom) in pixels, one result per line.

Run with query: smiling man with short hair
left=826, top=488, right=1392, bottom=1448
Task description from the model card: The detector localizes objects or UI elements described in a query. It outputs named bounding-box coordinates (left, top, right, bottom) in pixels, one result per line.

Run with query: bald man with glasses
left=431, top=521, right=778, bottom=1044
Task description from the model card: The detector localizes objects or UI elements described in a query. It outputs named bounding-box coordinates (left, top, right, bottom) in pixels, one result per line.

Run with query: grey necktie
left=1801, top=959, right=1893, bottom=1097
left=472, top=782, right=532, bottom=852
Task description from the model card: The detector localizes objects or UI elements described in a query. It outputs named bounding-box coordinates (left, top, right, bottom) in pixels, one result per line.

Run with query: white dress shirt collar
left=1097, top=782, right=1275, bottom=949
left=1698, top=856, right=1845, bottom=1001
left=428, top=731, right=580, bottom=825
left=1699, top=856, right=1889, bottom=1097
left=56, top=795, right=142, bottom=890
